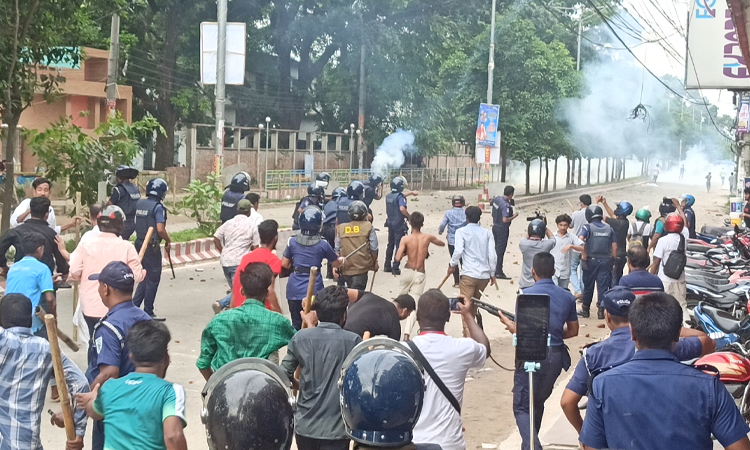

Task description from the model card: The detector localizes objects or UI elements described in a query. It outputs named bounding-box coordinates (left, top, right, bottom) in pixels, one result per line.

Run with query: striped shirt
left=438, top=207, right=467, bottom=246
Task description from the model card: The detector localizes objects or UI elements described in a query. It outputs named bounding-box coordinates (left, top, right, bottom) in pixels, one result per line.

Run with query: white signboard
left=475, top=146, right=500, bottom=164
left=200, top=22, right=247, bottom=85
left=685, top=0, right=750, bottom=89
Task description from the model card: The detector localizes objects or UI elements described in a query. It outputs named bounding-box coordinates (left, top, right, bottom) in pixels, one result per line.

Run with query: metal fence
left=264, top=167, right=483, bottom=192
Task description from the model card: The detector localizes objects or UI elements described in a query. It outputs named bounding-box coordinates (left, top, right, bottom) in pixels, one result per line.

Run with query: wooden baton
left=138, top=227, right=155, bottom=261
left=43, top=314, right=76, bottom=442
left=73, top=215, right=81, bottom=342
left=368, top=271, right=377, bottom=292
left=437, top=273, right=451, bottom=290
left=301, top=267, right=319, bottom=329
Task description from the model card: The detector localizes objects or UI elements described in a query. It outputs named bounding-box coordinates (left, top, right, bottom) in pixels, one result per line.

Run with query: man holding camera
left=499, top=252, right=578, bottom=450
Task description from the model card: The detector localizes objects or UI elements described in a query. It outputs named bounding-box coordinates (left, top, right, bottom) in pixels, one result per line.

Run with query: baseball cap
left=237, top=199, right=252, bottom=213
left=98, top=205, right=125, bottom=223
left=89, top=261, right=135, bottom=291
left=602, top=286, right=636, bottom=317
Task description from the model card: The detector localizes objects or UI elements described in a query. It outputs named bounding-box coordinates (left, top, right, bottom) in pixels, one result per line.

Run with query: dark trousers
left=289, top=300, right=303, bottom=330
left=92, top=419, right=104, bottom=450
left=493, top=224, right=510, bottom=276
left=133, top=247, right=162, bottom=316
left=295, top=435, right=350, bottom=450
left=121, top=220, right=135, bottom=240
left=582, top=257, right=612, bottom=309
left=513, top=349, right=567, bottom=450
left=448, top=244, right=461, bottom=285
left=343, top=273, right=369, bottom=290
left=612, top=254, right=627, bottom=286
left=322, top=223, right=336, bottom=278
left=385, top=225, right=407, bottom=271
left=84, top=315, right=101, bottom=342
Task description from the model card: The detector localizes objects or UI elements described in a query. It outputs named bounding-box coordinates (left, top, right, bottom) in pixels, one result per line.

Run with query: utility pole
left=358, top=42, right=366, bottom=169
left=487, top=0, right=497, bottom=103
left=214, top=0, right=227, bottom=169
left=106, top=13, right=120, bottom=119
left=576, top=10, right=582, bottom=71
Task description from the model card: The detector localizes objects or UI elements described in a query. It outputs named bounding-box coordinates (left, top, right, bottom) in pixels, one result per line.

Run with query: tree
left=0, top=0, right=108, bottom=232
left=27, top=113, right=163, bottom=206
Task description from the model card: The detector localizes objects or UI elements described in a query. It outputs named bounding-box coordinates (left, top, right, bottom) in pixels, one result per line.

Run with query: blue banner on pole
left=476, top=103, right=500, bottom=147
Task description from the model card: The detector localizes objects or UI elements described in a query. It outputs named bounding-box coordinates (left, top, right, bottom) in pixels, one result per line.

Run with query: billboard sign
left=200, top=22, right=247, bottom=85
left=476, top=103, right=500, bottom=147
left=685, top=0, right=750, bottom=89
left=739, top=94, right=750, bottom=133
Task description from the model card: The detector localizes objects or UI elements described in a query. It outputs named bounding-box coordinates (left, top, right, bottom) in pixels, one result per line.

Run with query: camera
left=526, top=211, right=545, bottom=221
left=448, top=297, right=463, bottom=311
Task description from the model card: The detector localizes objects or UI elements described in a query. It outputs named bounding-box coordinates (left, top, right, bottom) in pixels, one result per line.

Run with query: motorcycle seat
left=700, top=304, right=741, bottom=334
left=688, top=279, right=738, bottom=293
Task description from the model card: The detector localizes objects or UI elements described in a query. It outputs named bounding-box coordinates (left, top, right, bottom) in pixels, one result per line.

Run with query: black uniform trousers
left=448, top=244, right=461, bottom=285
left=611, top=254, right=627, bottom=286
left=322, top=223, right=336, bottom=278
left=582, top=256, right=612, bottom=309
left=493, top=224, right=510, bottom=277
left=133, top=246, right=162, bottom=316
left=385, top=224, right=407, bottom=271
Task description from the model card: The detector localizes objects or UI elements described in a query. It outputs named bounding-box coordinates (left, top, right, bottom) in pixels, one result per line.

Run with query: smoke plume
left=370, top=129, right=417, bottom=176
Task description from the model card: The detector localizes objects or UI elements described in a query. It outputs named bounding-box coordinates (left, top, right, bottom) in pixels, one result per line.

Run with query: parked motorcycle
left=686, top=282, right=750, bottom=319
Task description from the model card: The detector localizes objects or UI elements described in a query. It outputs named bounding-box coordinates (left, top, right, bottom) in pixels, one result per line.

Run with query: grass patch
left=170, top=228, right=212, bottom=242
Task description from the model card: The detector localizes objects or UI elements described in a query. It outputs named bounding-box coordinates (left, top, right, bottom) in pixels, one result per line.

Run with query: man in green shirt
left=197, top=262, right=296, bottom=380
left=76, top=320, right=187, bottom=450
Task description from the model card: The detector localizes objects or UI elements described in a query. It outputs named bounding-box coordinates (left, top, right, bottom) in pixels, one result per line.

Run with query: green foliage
left=27, top=113, right=164, bottom=206
left=169, top=228, right=212, bottom=243
left=182, top=173, right=222, bottom=235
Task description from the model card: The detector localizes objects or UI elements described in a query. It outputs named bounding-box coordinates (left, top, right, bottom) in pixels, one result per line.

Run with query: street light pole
left=265, top=117, right=271, bottom=189
left=259, top=124, right=266, bottom=190
left=347, top=124, right=355, bottom=177
left=487, top=0, right=497, bottom=104
left=576, top=9, right=582, bottom=71
left=214, top=0, right=227, bottom=168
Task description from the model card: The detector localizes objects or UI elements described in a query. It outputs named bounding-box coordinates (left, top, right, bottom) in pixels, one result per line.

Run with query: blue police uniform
left=491, top=195, right=513, bottom=277
left=336, top=196, right=354, bottom=226
left=132, top=195, right=166, bottom=317
left=580, top=220, right=615, bottom=314
left=322, top=198, right=339, bottom=278
left=514, top=279, right=577, bottom=450
left=283, top=236, right=339, bottom=330
left=220, top=189, right=246, bottom=223
left=109, top=181, right=141, bottom=240
left=384, top=192, right=408, bottom=273
left=618, top=268, right=664, bottom=295
left=580, top=349, right=750, bottom=450
left=86, top=301, right=152, bottom=450
left=566, top=327, right=702, bottom=397
left=685, top=206, right=697, bottom=239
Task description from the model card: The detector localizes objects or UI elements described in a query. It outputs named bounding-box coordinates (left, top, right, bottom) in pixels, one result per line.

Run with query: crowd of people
left=2, top=167, right=749, bottom=450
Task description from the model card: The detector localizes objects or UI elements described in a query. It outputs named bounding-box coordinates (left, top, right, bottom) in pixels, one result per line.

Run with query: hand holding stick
left=437, top=272, right=451, bottom=290
left=138, top=227, right=155, bottom=261
left=43, top=314, right=76, bottom=442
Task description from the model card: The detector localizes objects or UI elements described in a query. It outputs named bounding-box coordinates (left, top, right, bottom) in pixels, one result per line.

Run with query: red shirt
left=231, top=248, right=282, bottom=308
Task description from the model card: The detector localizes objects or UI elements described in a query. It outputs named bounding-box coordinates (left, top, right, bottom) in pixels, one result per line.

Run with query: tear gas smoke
left=370, top=129, right=417, bottom=177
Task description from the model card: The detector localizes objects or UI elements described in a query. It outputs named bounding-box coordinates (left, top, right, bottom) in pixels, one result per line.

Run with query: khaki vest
left=338, top=220, right=374, bottom=275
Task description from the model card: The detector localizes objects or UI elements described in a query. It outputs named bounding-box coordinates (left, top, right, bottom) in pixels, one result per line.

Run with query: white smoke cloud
left=370, top=129, right=417, bottom=176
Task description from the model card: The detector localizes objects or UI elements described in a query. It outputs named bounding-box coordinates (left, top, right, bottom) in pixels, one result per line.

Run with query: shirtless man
left=395, top=211, right=445, bottom=299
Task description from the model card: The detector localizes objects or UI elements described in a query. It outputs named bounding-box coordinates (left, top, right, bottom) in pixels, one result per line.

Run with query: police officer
left=201, top=358, right=295, bottom=450
left=335, top=201, right=378, bottom=290
left=315, top=171, right=331, bottom=190
left=498, top=252, right=578, bottom=450
left=340, top=338, right=430, bottom=450
left=384, top=176, right=409, bottom=275
left=293, top=183, right=325, bottom=230
left=336, top=180, right=365, bottom=226
left=133, top=178, right=171, bottom=321
left=560, top=286, right=713, bottom=435
left=362, top=174, right=383, bottom=207
left=107, top=165, right=141, bottom=239
left=220, top=172, right=251, bottom=223
left=491, top=185, right=518, bottom=280
left=323, top=187, right=346, bottom=279
left=682, top=194, right=697, bottom=238
left=281, top=206, right=345, bottom=330
left=577, top=204, right=616, bottom=319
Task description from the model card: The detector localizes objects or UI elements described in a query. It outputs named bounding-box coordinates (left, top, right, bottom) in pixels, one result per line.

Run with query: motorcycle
left=686, top=281, right=750, bottom=319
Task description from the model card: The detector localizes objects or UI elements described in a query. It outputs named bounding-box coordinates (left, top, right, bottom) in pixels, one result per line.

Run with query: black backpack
left=662, top=234, right=686, bottom=279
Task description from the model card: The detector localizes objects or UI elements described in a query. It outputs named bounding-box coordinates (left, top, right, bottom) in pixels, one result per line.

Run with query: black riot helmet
left=391, top=176, right=407, bottom=193
left=229, top=172, right=251, bottom=193
left=331, top=187, right=346, bottom=200
left=348, top=200, right=368, bottom=221
left=146, top=178, right=168, bottom=200
left=115, top=165, right=139, bottom=180
left=452, top=195, right=465, bottom=207
left=316, top=172, right=331, bottom=189
left=585, top=205, right=604, bottom=223
left=299, top=206, right=323, bottom=236
left=347, top=181, right=365, bottom=200
left=307, top=183, right=325, bottom=199
left=527, top=218, right=546, bottom=238
left=369, top=174, right=383, bottom=187
left=340, top=338, right=425, bottom=447
left=201, top=358, right=295, bottom=450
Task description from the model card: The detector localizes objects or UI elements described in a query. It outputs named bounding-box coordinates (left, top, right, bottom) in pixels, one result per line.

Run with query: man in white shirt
left=409, top=289, right=489, bottom=450
left=651, top=213, right=690, bottom=322
left=246, top=193, right=264, bottom=229
left=11, top=177, right=79, bottom=234
left=79, top=203, right=104, bottom=244
left=569, top=194, right=591, bottom=298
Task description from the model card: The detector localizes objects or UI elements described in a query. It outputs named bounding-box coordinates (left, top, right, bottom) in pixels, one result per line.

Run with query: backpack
left=630, top=222, right=648, bottom=245
left=662, top=234, right=686, bottom=279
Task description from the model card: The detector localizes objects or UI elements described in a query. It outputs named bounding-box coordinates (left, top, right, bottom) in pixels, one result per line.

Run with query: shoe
left=392, top=268, right=401, bottom=276
left=384, top=266, right=392, bottom=273
left=212, top=302, right=223, bottom=315
left=55, top=281, right=72, bottom=289
left=574, top=293, right=583, bottom=301
left=149, top=315, right=166, bottom=322
left=597, top=308, right=605, bottom=320
left=452, top=283, right=460, bottom=288
left=577, top=306, right=590, bottom=318
left=496, top=273, right=511, bottom=280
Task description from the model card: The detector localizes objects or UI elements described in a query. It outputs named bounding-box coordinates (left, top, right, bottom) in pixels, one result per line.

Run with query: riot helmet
left=369, top=174, right=383, bottom=187
left=452, top=195, right=465, bottom=207
left=201, top=358, right=295, bottom=450
left=527, top=219, right=546, bottom=238
left=340, top=338, right=425, bottom=447
left=146, top=178, right=168, bottom=200
left=331, top=187, right=346, bottom=200
left=316, top=172, right=331, bottom=189
left=299, top=206, right=323, bottom=236
left=307, top=183, right=325, bottom=199
left=348, top=201, right=368, bottom=221
left=391, top=176, right=407, bottom=193
left=229, top=172, right=251, bottom=193
left=585, top=205, right=604, bottom=223
left=347, top=181, right=365, bottom=200
left=115, top=165, right=139, bottom=180
left=613, top=201, right=633, bottom=217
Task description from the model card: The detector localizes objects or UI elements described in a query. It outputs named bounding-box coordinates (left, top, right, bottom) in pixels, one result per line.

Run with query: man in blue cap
left=560, top=286, right=714, bottom=437
left=85, top=261, right=152, bottom=450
